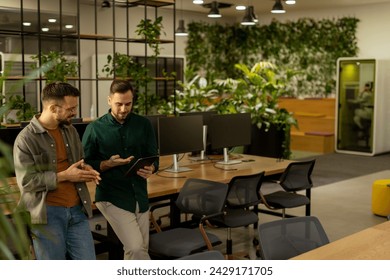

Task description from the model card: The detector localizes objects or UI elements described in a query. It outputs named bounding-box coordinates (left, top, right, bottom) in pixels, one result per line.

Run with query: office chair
left=260, top=159, right=316, bottom=218
left=257, top=216, right=329, bottom=260
left=149, top=178, right=228, bottom=259
left=177, top=250, right=225, bottom=260
left=209, top=172, right=265, bottom=258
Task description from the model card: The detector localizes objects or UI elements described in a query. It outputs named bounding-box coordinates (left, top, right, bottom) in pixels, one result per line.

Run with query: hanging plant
left=135, top=16, right=165, bottom=58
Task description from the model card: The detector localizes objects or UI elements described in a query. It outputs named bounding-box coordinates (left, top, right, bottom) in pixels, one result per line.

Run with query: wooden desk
left=292, top=221, right=390, bottom=260
left=149, top=153, right=292, bottom=192
left=86, top=154, right=293, bottom=203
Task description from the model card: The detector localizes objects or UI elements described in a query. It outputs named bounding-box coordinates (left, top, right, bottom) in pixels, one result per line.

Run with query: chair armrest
left=150, top=201, right=171, bottom=212
left=264, top=179, right=280, bottom=184
left=149, top=201, right=172, bottom=233
left=199, top=211, right=224, bottom=224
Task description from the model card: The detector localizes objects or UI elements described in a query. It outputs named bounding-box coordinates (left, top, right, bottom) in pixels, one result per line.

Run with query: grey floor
left=95, top=150, right=390, bottom=260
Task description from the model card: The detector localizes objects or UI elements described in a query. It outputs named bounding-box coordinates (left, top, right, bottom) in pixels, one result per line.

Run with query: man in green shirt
left=82, top=79, right=159, bottom=260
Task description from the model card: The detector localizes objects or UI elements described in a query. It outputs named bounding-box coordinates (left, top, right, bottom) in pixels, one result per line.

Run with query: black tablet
left=124, top=155, right=159, bottom=177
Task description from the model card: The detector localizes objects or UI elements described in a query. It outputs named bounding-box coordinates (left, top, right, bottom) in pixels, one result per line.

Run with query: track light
left=208, top=1, right=222, bottom=18
left=271, top=0, right=286, bottom=14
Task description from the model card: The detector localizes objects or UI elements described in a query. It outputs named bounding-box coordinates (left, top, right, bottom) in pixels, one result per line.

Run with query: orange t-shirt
left=46, top=127, right=80, bottom=207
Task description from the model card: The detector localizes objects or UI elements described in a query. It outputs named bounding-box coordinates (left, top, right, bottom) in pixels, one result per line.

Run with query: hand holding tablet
left=124, top=155, right=159, bottom=177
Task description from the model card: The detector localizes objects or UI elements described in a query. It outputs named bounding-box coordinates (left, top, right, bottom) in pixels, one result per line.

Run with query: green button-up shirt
left=82, top=111, right=159, bottom=213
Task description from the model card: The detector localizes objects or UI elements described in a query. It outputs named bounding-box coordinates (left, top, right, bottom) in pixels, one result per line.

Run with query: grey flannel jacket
left=13, top=114, right=92, bottom=224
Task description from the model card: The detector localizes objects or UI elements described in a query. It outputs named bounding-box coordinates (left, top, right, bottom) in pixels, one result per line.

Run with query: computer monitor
left=158, top=115, right=204, bottom=173
left=178, top=111, right=217, bottom=160
left=144, top=114, right=165, bottom=144
left=208, top=113, right=252, bottom=165
left=178, top=111, right=217, bottom=126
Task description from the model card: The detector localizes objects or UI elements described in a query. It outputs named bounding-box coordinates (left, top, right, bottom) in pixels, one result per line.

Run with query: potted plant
left=216, top=62, right=298, bottom=158
left=30, top=51, right=78, bottom=83
left=102, top=52, right=150, bottom=87
left=135, top=16, right=165, bottom=58
left=5, top=95, right=36, bottom=123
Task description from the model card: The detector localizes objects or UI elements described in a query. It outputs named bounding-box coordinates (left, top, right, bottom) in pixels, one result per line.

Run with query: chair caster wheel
left=95, top=223, right=102, bottom=231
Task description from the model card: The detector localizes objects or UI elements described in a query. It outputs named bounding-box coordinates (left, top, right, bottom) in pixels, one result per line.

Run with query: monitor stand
left=164, top=154, right=193, bottom=173
left=188, top=125, right=208, bottom=161
left=188, top=150, right=208, bottom=161
left=216, top=148, right=242, bottom=165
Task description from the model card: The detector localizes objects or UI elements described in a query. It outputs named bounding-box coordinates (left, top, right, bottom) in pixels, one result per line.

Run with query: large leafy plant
left=216, top=62, right=297, bottom=130
left=0, top=96, right=32, bottom=260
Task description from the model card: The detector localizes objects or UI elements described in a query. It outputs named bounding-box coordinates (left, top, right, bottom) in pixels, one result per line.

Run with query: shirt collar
left=107, top=109, right=132, bottom=125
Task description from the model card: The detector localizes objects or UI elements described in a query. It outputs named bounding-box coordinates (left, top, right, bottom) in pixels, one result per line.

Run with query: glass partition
left=336, top=59, right=375, bottom=153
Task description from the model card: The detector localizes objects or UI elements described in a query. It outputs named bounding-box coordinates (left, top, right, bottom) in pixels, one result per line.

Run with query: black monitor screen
left=144, top=114, right=165, bottom=143
left=158, top=115, right=204, bottom=156
left=178, top=111, right=217, bottom=126
left=209, top=113, right=252, bottom=149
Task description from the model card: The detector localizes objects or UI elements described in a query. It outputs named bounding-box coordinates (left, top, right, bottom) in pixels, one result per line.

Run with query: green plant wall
left=186, top=17, right=359, bottom=98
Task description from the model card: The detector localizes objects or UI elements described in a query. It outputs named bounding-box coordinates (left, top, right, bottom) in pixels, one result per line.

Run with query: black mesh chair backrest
left=226, top=171, right=265, bottom=208
left=175, top=178, right=228, bottom=217
left=258, top=216, right=329, bottom=260
left=279, top=159, right=316, bottom=192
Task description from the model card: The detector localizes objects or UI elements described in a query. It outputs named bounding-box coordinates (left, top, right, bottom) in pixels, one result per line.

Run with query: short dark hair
left=110, top=79, right=134, bottom=95
left=42, top=82, right=80, bottom=103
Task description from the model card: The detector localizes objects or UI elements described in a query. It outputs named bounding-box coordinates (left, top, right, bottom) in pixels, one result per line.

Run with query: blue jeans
left=31, top=205, right=96, bottom=260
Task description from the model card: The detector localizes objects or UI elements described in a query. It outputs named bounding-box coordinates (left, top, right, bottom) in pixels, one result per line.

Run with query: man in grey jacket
left=13, top=82, right=101, bottom=260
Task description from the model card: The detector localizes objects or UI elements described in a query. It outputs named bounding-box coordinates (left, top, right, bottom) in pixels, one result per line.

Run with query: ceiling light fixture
left=193, top=0, right=204, bottom=4
left=241, top=6, right=256, bottom=26
left=65, top=24, right=74, bottom=29
left=41, top=27, right=49, bottom=32
left=236, top=5, right=246, bottom=11
left=23, top=22, right=31, bottom=26
left=271, top=0, right=286, bottom=14
left=175, top=0, right=188, bottom=37
left=48, top=18, right=57, bottom=23
left=208, top=1, right=222, bottom=18
left=175, top=19, right=188, bottom=36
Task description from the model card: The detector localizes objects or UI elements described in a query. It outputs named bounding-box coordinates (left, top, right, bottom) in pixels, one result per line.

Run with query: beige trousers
left=95, top=201, right=150, bottom=260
